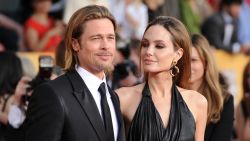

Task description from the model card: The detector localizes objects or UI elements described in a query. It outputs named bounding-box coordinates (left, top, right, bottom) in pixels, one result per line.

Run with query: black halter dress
left=127, top=82, right=195, bottom=141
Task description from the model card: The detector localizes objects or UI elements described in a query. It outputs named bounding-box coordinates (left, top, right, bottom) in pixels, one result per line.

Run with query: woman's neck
left=189, top=79, right=203, bottom=91
left=32, top=13, right=49, bottom=25
left=147, top=72, right=173, bottom=97
left=33, top=12, right=48, bottom=20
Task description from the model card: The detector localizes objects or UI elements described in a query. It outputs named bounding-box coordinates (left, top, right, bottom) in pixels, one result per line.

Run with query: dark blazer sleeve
left=202, top=14, right=234, bottom=53
left=24, top=83, right=64, bottom=141
left=206, top=95, right=234, bottom=141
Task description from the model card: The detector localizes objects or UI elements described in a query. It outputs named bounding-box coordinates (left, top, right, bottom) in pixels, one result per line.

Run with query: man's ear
left=175, top=48, right=184, bottom=61
left=72, top=38, right=80, bottom=52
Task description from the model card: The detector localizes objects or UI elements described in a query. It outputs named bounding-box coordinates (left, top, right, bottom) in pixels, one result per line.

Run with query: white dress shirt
left=76, top=66, right=118, bottom=141
left=8, top=104, right=26, bottom=128
left=222, top=11, right=240, bottom=53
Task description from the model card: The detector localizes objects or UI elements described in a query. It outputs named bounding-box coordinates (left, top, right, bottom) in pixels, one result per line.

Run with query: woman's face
left=140, top=25, right=183, bottom=74
left=189, top=47, right=205, bottom=84
left=34, top=0, right=52, bottom=13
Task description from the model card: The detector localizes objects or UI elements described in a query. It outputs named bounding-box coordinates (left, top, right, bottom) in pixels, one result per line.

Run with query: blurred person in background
left=112, top=0, right=148, bottom=41
left=189, top=34, right=234, bottom=141
left=114, top=40, right=131, bottom=65
left=238, top=0, right=250, bottom=55
left=112, top=61, right=140, bottom=89
left=63, top=0, right=110, bottom=24
left=49, top=0, right=66, bottom=20
left=0, top=52, right=32, bottom=141
left=24, top=0, right=64, bottom=52
left=180, top=0, right=213, bottom=34
left=180, top=0, right=202, bottom=34
left=0, top=14, right=24, bottom=51
left=208, top=0, right=222, bottom=11
left=235, top=60, right=250, bottom=141
left=201, top=0, right=250, bottom=54
left=128, top=39, right=141, bottom=70
left=143, top=0, right=165, bottom=22
left=160, top=0, right=181, bottom=19
left=111, top=40, right=140, bottom=89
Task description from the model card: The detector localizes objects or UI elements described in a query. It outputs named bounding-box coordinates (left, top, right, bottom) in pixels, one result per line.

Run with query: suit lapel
left=108, top=86, right=124, bottom=141
left=66, top=70, right=105, bottom=141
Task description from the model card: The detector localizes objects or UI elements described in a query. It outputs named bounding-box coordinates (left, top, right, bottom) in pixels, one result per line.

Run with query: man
left=23, top=5, right=125, bottom=141
left=202, top=0, right=250, bottom=54
left=238, top=0, right=250, bottom=55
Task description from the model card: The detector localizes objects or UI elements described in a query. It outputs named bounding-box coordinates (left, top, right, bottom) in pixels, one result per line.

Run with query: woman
left=24, top=0, right=64, bottom=52
left=116, top=16, right=207, bottom=141
left=0, top=52, right=31, bottom=141
left=235, top=60, right=250, bottom=141
left=189, top=34, right=234, bottom=141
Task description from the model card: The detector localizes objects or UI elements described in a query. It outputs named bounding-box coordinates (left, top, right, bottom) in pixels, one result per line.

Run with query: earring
left=170, top=61, right=179, bottom=77
left=73, top=48, right=79, bottom=52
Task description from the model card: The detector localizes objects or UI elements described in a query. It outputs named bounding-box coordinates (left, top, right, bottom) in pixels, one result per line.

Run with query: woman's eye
left=155, top=45, right=164, bottom=49
left=141, top=42, right=149, bottom=48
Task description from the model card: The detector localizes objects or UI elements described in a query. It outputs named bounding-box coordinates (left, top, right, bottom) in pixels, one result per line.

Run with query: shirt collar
left=222, top=11, right=233, bottom=24
left=76, top=66, right=107, bottom=93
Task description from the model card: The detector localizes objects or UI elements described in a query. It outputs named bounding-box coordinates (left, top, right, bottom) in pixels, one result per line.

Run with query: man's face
left=74, top=18, right=116, bottom=77
left=228, top=3, right=241, bottom=19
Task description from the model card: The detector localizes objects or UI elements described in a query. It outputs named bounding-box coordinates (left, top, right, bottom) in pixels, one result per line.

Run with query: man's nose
left=101, top=38, right=109, bottom=49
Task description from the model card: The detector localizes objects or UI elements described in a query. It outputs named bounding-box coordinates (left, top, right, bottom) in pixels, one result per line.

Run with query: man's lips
left=96, top=53, right=113, bottom=60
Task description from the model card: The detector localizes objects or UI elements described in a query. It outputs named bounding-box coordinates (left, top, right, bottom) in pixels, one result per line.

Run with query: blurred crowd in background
left=0, top=0, right=249, bottom=141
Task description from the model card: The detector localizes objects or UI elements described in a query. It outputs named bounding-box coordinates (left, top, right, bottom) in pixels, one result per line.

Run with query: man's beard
left=94, top=60, right=114, bottom=76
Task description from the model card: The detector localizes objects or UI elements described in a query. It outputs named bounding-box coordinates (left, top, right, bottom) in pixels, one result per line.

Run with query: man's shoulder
left=203, top=13, right=223, bottom=25
left=36, top=73, right=72, bottom=95
left=49, top=73, right=69, bottom=86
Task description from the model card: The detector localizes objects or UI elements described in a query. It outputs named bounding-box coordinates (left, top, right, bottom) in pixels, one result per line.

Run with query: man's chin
left=104, top=65, right=114, bottom=75
left=96, top=63, right=114, bottom=75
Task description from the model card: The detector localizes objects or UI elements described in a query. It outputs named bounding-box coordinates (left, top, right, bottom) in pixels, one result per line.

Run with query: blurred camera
left=24, top=55, right=54, bottom=102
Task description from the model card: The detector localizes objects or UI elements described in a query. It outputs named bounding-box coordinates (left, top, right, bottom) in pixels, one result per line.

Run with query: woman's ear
left=72, top=38, right=80, bottom=52
left=175, top=48, right=184, bottom=61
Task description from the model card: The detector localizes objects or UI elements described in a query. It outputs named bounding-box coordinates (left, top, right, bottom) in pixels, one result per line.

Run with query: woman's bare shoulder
left=115, top=83, right=145, bottom=98
left=178, top=87, right=208, bottom=121
left=115, top=83, right=145, bottom=117
left=178, top=87, right=207, bottom=105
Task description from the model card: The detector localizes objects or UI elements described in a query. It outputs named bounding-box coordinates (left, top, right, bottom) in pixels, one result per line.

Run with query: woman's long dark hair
left=0, top=52, right=23, bottom=96
left=243, top=61, right=250, bottom=95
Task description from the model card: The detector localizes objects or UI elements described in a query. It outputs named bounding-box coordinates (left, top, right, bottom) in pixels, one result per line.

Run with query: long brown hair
left=243, top=61, right=250, bottom=95
left=191, top=34, right=224, bottom=124
left=64, top=5, right=117, bottom=71
left=140, top=16, right=191, bottom=88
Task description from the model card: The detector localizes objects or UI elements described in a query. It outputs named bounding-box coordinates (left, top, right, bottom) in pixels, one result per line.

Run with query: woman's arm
left=25, top=22, right=63, bottom=51
left=195, top=93, right=208, bottom=141
left=235, top=103, right=245, bottom=141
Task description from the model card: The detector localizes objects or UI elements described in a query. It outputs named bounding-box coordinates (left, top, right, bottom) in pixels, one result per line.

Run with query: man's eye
left=92, top=37, right=101, bottom=40
left=108, top=36, right=115, bottom=40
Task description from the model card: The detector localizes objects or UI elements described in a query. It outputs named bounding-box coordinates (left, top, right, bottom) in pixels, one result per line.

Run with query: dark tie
left=98, top=82, right=115, bottom=141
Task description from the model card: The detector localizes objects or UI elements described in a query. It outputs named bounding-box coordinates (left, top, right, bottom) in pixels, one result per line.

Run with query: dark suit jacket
left=23, top=70, right=126, bottom=141
left=201, top=13, right=239, bottom=53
